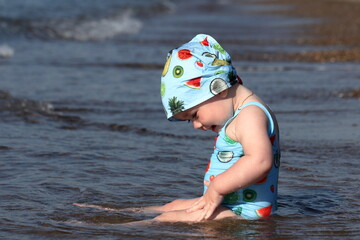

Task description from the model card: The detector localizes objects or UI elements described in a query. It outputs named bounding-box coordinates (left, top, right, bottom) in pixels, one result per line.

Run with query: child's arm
left=211, top=105, right=274, bottom=193
left=187, top=106, right=274, bottom=221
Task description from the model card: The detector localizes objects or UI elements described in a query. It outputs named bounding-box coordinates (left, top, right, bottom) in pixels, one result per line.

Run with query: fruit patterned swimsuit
left=204, top=101, right=280, bottom=220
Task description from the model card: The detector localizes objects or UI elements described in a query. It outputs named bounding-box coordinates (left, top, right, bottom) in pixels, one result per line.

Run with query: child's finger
left=204, top=205, right=216, bottom=220
left=191, top=198, right=202, bottom=208
left=190, top=201, right=205, bottom=212
left=186, top=198, right=205, bottom=213
left=196, top=204, right=210, bottom=222
left=203, top=180, right=210, bottom=186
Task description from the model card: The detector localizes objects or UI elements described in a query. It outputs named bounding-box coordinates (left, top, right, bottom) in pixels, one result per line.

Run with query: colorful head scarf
left=160, top=34, right=240, bottom=121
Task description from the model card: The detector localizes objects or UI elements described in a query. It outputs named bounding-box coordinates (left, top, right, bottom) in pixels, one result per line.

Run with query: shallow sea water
left=1, top=0, right=360, bottom=239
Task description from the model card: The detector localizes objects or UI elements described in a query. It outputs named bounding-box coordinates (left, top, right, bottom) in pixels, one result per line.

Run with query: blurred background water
left=1, top=0, right=359, bottom=239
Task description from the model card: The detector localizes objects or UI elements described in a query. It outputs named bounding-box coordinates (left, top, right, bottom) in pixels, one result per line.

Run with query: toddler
left=152, top=34, right=280, bottom=222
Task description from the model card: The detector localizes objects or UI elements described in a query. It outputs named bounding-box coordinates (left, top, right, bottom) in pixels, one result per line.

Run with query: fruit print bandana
left=160, top=34, right=239, bottom=121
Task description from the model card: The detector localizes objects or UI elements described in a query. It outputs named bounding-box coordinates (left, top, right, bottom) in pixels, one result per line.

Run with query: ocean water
left=1, top=0, right=360, bottom=239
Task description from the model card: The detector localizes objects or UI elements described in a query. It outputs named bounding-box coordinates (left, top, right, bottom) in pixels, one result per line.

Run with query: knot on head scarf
left=160, top=34, right=240, bottom=121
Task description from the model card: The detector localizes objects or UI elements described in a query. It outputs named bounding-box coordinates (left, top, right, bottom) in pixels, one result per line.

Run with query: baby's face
left=173, top=94, right=232, bottom=133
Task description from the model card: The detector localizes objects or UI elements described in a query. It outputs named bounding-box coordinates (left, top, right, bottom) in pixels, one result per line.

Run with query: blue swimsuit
left=203, top=101, right=280, bottom=220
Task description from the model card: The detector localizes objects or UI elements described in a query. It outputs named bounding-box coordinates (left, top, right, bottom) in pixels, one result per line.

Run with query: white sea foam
left=0, top=44, right=14, bottom=58
left=53, top=10, right=142, bottom=41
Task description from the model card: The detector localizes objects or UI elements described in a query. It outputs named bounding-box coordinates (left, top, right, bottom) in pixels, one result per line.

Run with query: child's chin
left=211, top=125, right=221, bottom=133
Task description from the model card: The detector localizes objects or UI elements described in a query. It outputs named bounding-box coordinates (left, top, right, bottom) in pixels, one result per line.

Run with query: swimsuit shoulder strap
left=221, top=101, right=275, bottom=135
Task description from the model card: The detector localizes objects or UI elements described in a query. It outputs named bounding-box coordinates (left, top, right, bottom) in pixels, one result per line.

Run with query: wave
left=0, top=89, right=54, bottom=115
left=0, top=44, right=14, bottom=58
left=0, top=10, right=142, bottom=41
left=0, top=0, right=174, bottom=41
left=40, top=10, right=142, bottom=41
left=0, top=89, right=207, bottom=140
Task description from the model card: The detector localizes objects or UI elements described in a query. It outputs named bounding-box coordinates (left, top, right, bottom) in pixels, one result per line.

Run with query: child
left=153, top=34, right=280, bottom=222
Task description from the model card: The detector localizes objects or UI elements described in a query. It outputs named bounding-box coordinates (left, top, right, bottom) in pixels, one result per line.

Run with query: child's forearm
left=211, top=155, right=273, bottom=195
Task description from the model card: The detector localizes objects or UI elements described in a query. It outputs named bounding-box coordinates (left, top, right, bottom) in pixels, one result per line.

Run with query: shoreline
left=237, top=0, right=360, bottom=63
left=267, top=0, right=360, bottom=99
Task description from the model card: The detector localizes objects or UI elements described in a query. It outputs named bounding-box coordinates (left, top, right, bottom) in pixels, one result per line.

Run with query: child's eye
left=192, top=112, right=197, bottom=120
left=187, top=112, right=197, bottom=123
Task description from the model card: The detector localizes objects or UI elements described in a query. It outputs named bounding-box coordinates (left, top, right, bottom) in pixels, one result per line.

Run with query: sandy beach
left=233, top=0, right=360, bottom=63
left=273, top=0, right=360, bottom=61
left=273, top=0, right=360, bottom=98
left=233, top=0, right=360, bottom=99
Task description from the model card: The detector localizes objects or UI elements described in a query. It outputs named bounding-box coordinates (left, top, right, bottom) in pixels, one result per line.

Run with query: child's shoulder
left=226, top=100, right=271, bottom=143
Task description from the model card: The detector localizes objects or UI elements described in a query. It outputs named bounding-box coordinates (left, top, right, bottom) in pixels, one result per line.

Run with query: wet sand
left=276, top=0, right=360, bottom=98
left=233, top=0, right=360, bottom=100
left=236, top=0, right=360, bottom=63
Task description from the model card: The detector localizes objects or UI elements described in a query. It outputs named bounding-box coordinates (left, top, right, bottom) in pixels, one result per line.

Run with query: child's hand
left=186, top=180, right=223, bottom=221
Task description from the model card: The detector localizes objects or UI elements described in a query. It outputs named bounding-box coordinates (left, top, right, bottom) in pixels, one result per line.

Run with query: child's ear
left=218, top=89, right=228, bottom=98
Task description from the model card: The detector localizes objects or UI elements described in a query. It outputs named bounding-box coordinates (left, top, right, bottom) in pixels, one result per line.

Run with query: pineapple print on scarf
left=160, top=34, right=239, bottom=121
left=168, top=96, right=184, bottom=116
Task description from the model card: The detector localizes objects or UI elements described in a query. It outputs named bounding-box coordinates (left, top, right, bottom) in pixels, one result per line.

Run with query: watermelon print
left=178, top=49, right=192, bottom=60
left=256, top=205, right=272, bottom=218
left=184, top=77, right=201, bottom=89
left=255, top=176, right=267, bottom=184
left=210, top=175, right=215, bottom=181
left=200, top=37, right=209, bottom=46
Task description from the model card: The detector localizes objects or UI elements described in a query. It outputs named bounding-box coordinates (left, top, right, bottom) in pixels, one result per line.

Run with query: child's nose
left=193, top=120, right=205, bottom=131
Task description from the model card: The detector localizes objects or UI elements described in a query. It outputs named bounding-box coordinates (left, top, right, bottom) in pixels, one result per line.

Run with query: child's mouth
left=211, top=125, right=218, bottom=132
